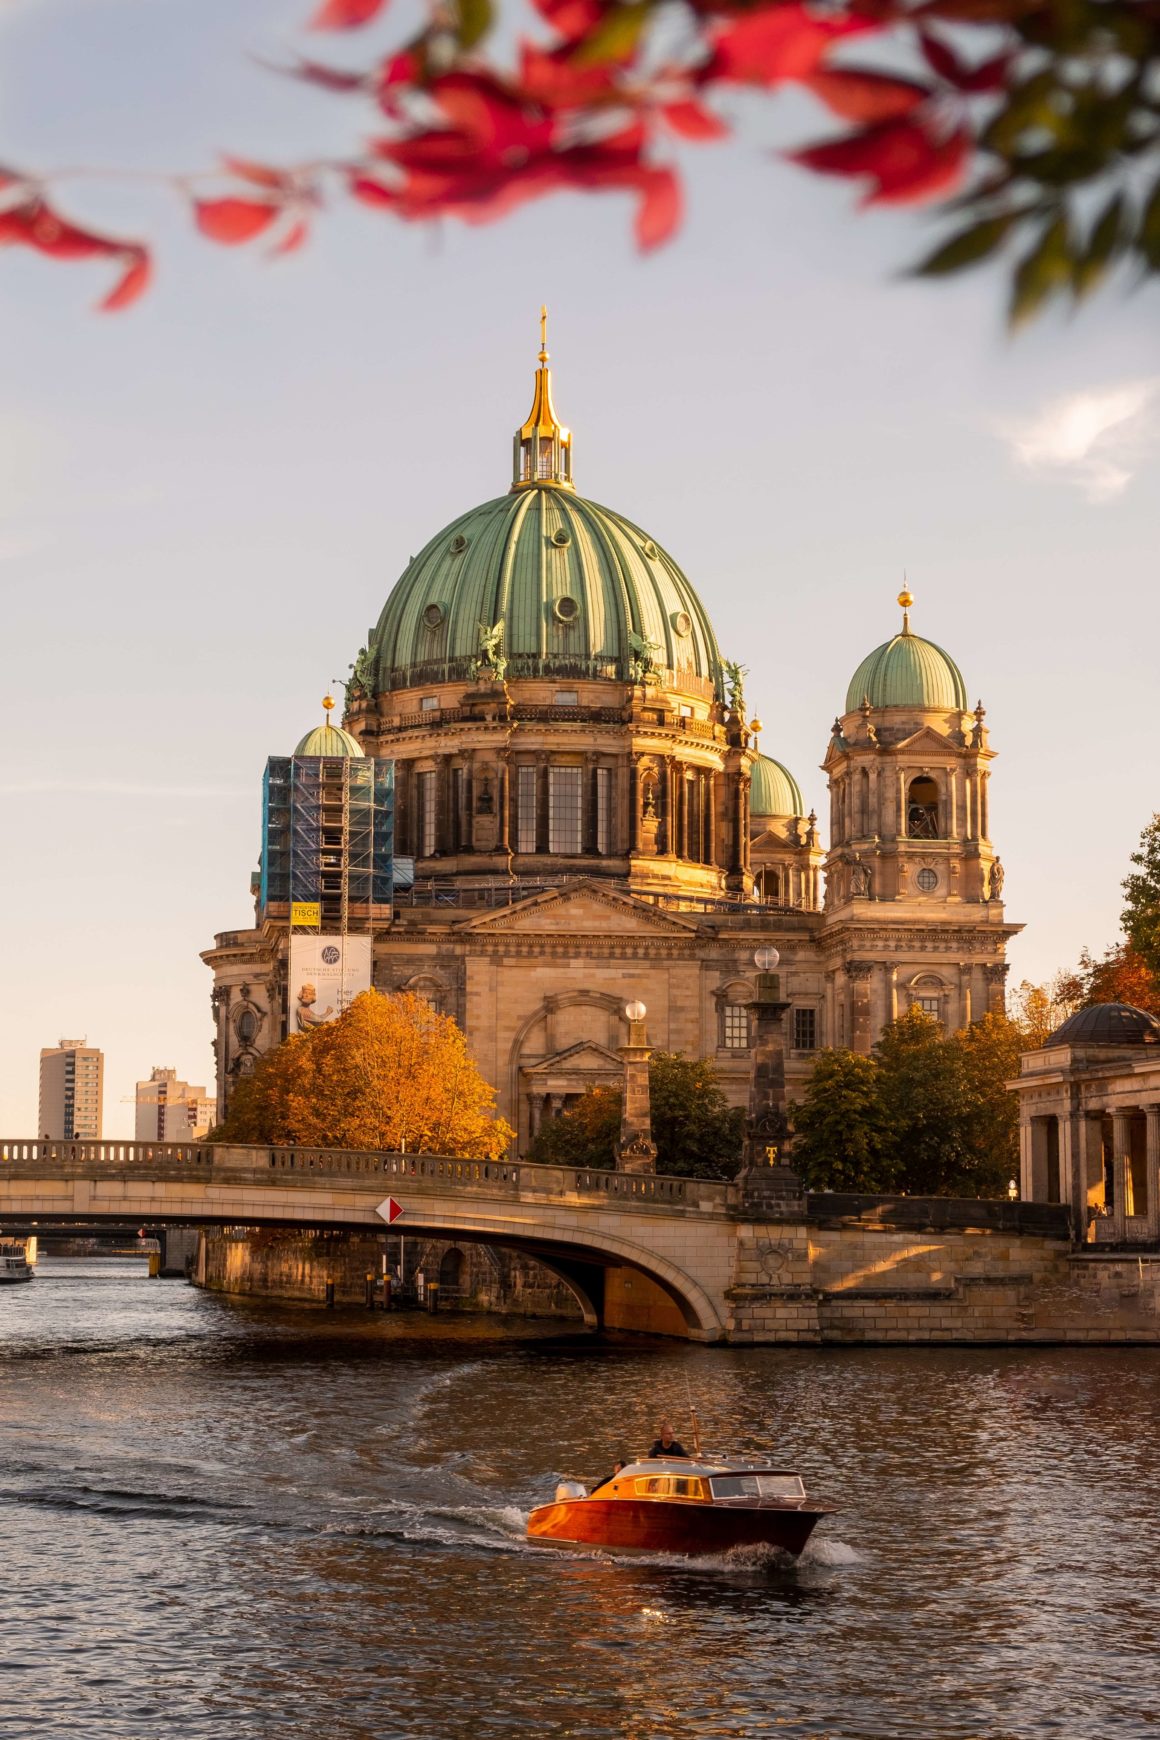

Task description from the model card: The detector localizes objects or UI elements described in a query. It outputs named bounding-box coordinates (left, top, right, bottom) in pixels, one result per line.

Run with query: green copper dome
left=845, top=603, right=968, bottom=714
left=751, top=753, right=805, bottom=818
left=294, top=721, right=365, bottom=758
left=367, top=486, right=724, bottom=697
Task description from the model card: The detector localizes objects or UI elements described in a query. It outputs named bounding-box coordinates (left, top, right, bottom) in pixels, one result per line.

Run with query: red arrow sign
left=376, top=1196, right=404, bottom=1225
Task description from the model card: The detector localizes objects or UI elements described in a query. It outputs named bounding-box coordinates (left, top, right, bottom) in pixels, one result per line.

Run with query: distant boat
left=528, top=1456, right=828, bottom=1558
left=0, top=1241, right=34, bottom=1284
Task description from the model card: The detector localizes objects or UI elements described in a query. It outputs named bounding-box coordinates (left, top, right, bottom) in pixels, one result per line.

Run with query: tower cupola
left=512, top=307, right=574, bottom=491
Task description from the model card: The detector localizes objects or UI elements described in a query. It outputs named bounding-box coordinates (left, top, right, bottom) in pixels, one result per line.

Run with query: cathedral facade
left=203, top=333, right=1020, bottom=1150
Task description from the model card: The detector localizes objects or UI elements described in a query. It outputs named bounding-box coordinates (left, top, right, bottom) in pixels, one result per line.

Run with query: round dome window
left=448, top=533, right=469, bottom=555
left=673, top=610, right=692, bottom=637
left=916, top=868, right=938, bottom=892
left=554, top=596, right=580, bottom=623
left=551, top=527, right=571, bottom=547
left=422, top=603, right=446, bottom=629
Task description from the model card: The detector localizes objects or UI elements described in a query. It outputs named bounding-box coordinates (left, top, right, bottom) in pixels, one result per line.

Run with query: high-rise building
left=39, top=1039, right=104, bottom=1140
left=134, top=1067, right=216, bottom=1142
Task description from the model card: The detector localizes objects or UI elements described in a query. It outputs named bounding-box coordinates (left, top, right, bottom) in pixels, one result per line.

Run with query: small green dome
left=845, top=629, right=967, bottom=714
left=294, top=722, right=365, bottom=758
left=751, top=753, right=805, bottom=818
left=368, top=487, right=723, bottom=697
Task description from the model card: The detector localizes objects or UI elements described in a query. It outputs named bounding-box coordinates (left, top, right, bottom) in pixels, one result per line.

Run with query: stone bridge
left=4, top=1137, right=1114, bottom=1345
left=0, top=1137, right=743, bottom=1341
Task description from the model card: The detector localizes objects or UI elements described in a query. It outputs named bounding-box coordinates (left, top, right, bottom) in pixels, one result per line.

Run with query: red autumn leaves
left=0, top=190, right=150, bottom=309
left=1, top=0, right=1011, bottom=307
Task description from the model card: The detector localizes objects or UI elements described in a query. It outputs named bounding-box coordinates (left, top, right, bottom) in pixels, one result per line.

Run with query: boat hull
left=527, top=1497, right=822, bottom=1558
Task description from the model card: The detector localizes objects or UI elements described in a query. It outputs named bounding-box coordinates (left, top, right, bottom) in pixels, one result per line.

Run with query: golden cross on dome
left=540, top=304, right=548, bottom=363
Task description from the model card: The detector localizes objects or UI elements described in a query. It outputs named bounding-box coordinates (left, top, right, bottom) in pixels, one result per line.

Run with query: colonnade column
left=462, top=753, right=475, bottom=854
left=1146, top=1105, right=1160, bottom=1243
left=1111, top=1111, right=1132, bottom=1239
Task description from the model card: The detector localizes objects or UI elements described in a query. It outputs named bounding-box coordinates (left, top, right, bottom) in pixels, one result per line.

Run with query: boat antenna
left=685, top=1375, right=703, bottom=1459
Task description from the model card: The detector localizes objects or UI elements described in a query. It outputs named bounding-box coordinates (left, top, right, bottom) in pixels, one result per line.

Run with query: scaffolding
left=260, top=755, right=395, bottom=934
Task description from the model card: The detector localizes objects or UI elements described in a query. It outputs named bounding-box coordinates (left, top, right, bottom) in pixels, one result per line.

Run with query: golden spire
left=322, top=692, right=336, bottom=720
left=512, top=306, right=575, bottom=491
left=897, top=581, right=914, bottom=635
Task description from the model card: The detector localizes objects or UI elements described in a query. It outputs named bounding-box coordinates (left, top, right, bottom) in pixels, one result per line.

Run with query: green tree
left=1121, top=814, right=1160, bottom=980
left=526, top=1086, right=620, bottom=1170
left=873, top=1008, right=972, bottom=1196
left=527, top=1052, right=743, bottom=1179
left=789, top=1050, right=895, bottom=1193
left=950, top=1012, right=1023, bottom=1198
left=648, top=1053, right=744, bottom=1180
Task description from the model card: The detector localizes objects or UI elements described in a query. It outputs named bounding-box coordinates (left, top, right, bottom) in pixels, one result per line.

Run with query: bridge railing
left=0, top=1138, right=730, bottom=1214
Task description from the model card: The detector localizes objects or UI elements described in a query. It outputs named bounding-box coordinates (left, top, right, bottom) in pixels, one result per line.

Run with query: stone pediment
left=461, top=879, right=702, bottom=936
left=891, top=724, right=959, bottom=756
left=523, top=1040, right=623, bottom=1077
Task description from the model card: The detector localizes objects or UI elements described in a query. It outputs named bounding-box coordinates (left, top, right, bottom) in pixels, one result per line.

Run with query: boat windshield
left=709, top=1474, right=806, bottom=1500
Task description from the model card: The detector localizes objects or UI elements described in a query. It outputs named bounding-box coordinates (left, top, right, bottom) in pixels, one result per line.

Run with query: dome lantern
left=512, top=307, right=574, bottom=492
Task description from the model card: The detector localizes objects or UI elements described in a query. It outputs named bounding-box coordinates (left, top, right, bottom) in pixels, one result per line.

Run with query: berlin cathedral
left=204, top=325, right=1019, bottom=1152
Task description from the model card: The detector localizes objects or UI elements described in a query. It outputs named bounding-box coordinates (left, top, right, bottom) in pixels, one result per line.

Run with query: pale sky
left=2, top=0, right=1158, bottom=1135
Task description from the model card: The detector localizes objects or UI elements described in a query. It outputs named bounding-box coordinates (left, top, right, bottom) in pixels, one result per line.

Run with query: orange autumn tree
left=216, top=989, right=514, bottom=1158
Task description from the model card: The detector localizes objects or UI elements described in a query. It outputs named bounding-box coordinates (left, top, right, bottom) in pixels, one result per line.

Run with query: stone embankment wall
left=726, top=1197, right=1160, bottom=1344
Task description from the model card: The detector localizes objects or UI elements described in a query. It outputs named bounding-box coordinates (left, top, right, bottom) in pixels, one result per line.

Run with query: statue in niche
left=987, top=857, right=1005, bottom=902
left=476, top=774, right=494, bottom=815
left=628, top=630, right=661, bottom=686
left=642, top=780, right=658, bottom=820
left=851, top=854, right=872, bottom=898
left=722, top=659, right=748, bottom=718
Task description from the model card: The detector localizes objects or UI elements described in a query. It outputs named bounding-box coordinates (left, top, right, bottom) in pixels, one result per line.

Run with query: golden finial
left=322, top=693, right=336, bottom=718
left=897, top=582, right=913, bottom=634
left=539, top=304, right=548, bottom=364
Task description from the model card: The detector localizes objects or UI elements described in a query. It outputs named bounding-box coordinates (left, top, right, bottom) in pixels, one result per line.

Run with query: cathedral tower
left=821, top=589, right=1020, bottom=1051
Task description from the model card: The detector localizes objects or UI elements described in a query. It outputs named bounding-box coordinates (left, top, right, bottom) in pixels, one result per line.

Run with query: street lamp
left=1007, top=1178, right=1019, bottom=1201
left=625, top=1000, right=647, bottom=1023
left=753, top=947, right=780, bottom=972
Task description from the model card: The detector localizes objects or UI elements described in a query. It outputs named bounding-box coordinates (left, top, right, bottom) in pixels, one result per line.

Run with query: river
left=1, top=1258, right=1158, bottom=1739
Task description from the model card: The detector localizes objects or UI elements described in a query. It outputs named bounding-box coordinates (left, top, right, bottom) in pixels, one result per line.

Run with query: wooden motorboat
left=527, top=1456, right=827, bottom=1559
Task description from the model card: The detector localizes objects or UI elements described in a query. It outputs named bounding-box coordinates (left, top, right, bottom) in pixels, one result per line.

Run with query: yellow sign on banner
left=290, top=902, right=322, bottom=928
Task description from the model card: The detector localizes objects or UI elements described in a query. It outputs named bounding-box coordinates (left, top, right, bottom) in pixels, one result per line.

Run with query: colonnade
left=1023, top=1104, right=1160, bottom=1243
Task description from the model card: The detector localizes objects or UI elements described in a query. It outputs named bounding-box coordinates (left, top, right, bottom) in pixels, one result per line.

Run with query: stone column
left=742, top=970, right=791, bottom=1165
left=583, top=753, right=598, bottom=854
left=958, top=962, right=973, bottom=1029
left=529, top=1092, right=545, bottom=1139
left=616, top=1005, right=656, bottom=1174
left=462, top=753, right=475, bottom=854
left=985, top=961, right=1008, bottom=1015
left=1110, top=1110, right=1132, bottom=1240
left=847, top=960, right=873, bottom=1053
left=740, top=774, right=752, bottom=873
left=1018, top=1116, right=1033, bottom=1201
left=708, top=770, right=720, bottom=869
left=536, top=755, right=550, bottom=856
left=730, top=772, right=745, bottom=876
left=436, top=754, right=452, bottom=856
left=1063, top=1108, right=1086, bottom=1241
left=1146, top=1106, right=1160, bottom=1243
left=498, top=758, right=511, bottom=856
left=629, top=757, right=642, bottom=855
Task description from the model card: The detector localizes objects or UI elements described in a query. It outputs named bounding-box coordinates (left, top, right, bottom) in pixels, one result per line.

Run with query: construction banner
left=288, top=935, right=372, bottom=1033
